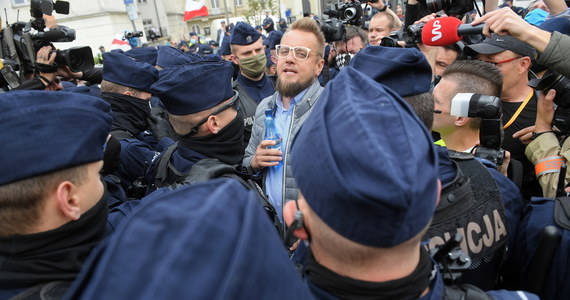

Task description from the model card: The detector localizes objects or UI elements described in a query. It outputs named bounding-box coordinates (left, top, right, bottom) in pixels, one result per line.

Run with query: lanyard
left=503, top=90, right=534, bottom=130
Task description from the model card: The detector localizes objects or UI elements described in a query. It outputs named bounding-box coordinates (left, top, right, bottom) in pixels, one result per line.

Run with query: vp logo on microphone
left=431, top=20, right=442, bottom=42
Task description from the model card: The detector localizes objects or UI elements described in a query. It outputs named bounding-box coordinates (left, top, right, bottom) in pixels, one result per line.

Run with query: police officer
left=100, top=51, right=173, bottom=196
left=230, top=22, right=276, bottom=144
left=285, top=67, right=537, bottom=299
left=156, top=45, right=203, bottom=70
left=352, top=46, right=525, bottom=291
left=145, top=61, right=244, bottom=190
left=64, top=179, right=313, bottom=299
left=124, top=46, right=158, bottom=66
left=262, top=12, right=275, bottom=33
left=0, top=91, right=112, bottom=299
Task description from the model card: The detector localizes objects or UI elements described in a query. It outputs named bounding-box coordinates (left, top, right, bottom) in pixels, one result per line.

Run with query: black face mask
left=304, top=246, right=433, bottom=300
left=102, top=92, right=151, bottom=135
left=0, top=189, right=109, bottom=289
left=179, top=109, right=245, bottom=166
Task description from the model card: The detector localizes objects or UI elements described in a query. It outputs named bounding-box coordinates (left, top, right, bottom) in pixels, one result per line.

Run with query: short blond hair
left=287, top=17, right=326, bottom=57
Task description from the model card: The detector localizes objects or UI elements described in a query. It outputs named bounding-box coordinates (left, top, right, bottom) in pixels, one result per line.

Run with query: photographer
left=472, top=7, right=570, bottom=78
left=14, top=46, right=78, bottom=91
left=515, top=89, right=568, bottom=198
left=367, top=0, right=402, bottom=45
left=13, top=46, right=102, bottom=91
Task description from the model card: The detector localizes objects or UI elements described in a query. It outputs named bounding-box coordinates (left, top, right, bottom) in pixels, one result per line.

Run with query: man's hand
left=251, top=140, right=282, bottom=171
left=513, top=89, right=557, bottom=144
left=471, top=7, right=551, bottom=52
left=513, top=125, right=536, bottom=145
left=367, top=0, right=386, bottom=11
left=414, top=13, right=438, bottom=25
left=535, top=89, right=557, bottom=132
left=56, top=65, right=83, bottom=80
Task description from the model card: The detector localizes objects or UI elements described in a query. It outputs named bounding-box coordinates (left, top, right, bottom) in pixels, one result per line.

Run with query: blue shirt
left=265, top=89, right=307, bottom=221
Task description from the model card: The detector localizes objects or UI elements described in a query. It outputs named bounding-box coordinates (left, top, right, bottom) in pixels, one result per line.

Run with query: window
left=143, top=19, right=153, bottom=26
left=204, top=27, right=211, bottom=35
left=234, top=0, right=243, bottom=6
left=137, top=0, right=148, bottom=4
left=192, top=25, right=201, bottom=35
left=211, top=0, right=220, bottom=9
left=11, top=0, right=29, bottom=7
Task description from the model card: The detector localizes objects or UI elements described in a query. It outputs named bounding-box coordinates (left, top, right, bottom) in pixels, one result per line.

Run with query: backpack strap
left=10, top=281, right=71, bottom=300
left=179, top=158, right=284, bottom=238
left=444, top=284, right=494, bottom=300
left=110, top=130, right=135, bottom=141
left=555, top=197, right=570, bottom=230
left=154, top=142, right=182, bottom=188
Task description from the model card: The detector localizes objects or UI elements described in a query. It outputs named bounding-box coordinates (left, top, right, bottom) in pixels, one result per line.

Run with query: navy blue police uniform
left=0, top=91, right=115, bottom=299
left=101, top=51, right=174, bottom=198
left=230, top=22, right=275, bottom=144
left=144, top=61, right=244, bottom=191
left=289, top=63, right=537, bottom=299
left=351, top=46, right=525, bottom=290
left=64, top=178, right=313, bottom=300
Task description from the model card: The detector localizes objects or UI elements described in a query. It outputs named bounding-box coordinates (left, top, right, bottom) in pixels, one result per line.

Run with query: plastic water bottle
left=264, top=109, right=283, bottom=167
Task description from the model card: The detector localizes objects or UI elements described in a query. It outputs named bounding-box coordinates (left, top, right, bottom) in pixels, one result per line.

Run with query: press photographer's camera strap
left=503, top=90, right=534, bottom=130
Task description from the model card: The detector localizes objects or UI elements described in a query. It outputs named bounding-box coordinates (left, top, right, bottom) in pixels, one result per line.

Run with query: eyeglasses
left=482, top=56, right=521, bottom=66
left=185, top=91, right=240, bottom=137
left=275, top=44, right=315, bottom=61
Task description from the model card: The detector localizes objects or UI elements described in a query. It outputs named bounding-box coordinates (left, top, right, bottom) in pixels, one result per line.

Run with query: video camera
left=451, top=93, right=506, bottom=166
left=529, top=70, right=570, bottom=135
left=319, top=0, right=364, bottom=42
left=380, top=23, right=424, bottom=48
left=419, top=0, right=475, bottom=17
left=0, top=0, right=93, bottom=89
left=122, top=31, right=143, bottom=40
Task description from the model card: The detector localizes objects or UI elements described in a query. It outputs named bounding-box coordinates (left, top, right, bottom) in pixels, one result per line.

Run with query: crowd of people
left=1, top=0, right=570, bottom=299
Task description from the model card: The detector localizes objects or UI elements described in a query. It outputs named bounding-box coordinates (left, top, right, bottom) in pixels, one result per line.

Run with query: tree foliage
left=243, top=0, right=277, bottom=26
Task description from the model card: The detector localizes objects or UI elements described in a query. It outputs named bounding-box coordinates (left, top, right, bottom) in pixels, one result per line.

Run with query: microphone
left=421, top=17, right=485, bottom=46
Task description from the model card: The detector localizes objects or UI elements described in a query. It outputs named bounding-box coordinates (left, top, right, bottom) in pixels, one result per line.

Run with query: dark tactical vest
left=233, top=80, right=259, bottom=146
left=152, top=150, right=283, bottom=239
left=424, top=151, right=508, bottom=290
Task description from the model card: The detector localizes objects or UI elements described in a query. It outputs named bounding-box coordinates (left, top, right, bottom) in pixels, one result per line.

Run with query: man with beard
left=0, top=91, right=112, bottom=299
left=230, top=22, right=276, bottom=144
left=243, top=17, right=325, bottom=227
left=145, top=61, right=245, bottom=190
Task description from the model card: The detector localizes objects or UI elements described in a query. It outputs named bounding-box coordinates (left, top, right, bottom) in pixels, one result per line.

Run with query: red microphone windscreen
left=421, top=17, right=463, bottom=46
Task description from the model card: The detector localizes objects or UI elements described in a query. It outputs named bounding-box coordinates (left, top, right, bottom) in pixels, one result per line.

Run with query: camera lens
left=344, top=7, right=357, bottom=19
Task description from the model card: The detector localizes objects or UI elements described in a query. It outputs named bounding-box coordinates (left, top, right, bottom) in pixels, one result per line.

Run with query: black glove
left=147, top=106, right=177, bottom=140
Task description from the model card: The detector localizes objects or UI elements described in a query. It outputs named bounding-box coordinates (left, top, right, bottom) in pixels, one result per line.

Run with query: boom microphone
left=421, top=17, right=485, bottom=46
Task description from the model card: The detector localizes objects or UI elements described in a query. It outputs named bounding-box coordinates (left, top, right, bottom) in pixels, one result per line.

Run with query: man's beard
left=276, top=76, right=314, bottom=98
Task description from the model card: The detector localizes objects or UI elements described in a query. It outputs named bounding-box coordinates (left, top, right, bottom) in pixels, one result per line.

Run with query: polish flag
left=111, top=34, right=132, bottom=51
left=184, top=0, right=208, bottom=21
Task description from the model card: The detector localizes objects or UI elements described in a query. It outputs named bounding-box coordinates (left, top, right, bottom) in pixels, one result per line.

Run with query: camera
left=419, top=0, right=474, bottom=17
left=317, top=18, right=345, bottom=42
left=1, top=0, right=94, bottom=76
left=123, top=31, right=144, bottom=40
left=529, top=70, right=570, bottom=134
left=319, top=1, right=364, bottom=42
left=380, top=23, right=424, bottom=48
left=324, top=1, right=364, bottom=26
left=451, top=93, right=505, bottom=165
